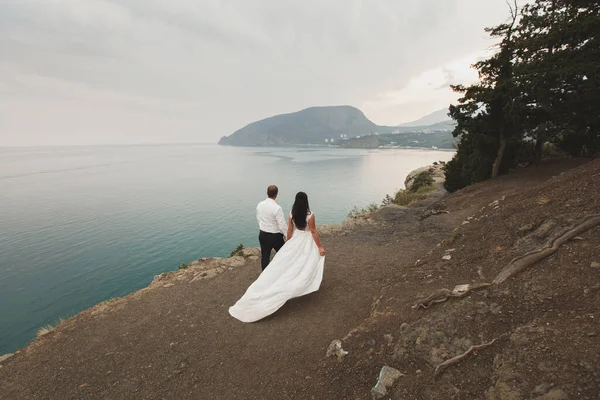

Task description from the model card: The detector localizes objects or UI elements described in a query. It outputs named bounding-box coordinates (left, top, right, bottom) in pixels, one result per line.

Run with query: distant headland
left=218, top=105, right=455, bottom=149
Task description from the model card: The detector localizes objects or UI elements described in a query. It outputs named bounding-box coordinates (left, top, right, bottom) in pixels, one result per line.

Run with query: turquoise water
left=0, top=144, right=453, bottom=354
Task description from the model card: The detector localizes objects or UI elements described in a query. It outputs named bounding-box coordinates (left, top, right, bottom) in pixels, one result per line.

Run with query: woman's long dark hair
left=291, top=192, right=310, bottom=229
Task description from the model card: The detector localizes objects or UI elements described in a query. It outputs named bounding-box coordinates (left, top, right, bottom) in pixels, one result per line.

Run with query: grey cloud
left=105, top=0, right=270, bottom=50
left=1, top=0, right=513, bottom=146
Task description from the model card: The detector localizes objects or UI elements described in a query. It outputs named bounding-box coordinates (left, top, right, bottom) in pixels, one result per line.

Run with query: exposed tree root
left=421, top=209, right=450, bottom=220
left=432, top=210, right=450, bottom=215
left=493, top=214, right=600, bottom=284
left=412, top=283, right=491, bottom=309
left=414, top=214, right=600, bottom=309
left=434, top=336, right=503, bottom=377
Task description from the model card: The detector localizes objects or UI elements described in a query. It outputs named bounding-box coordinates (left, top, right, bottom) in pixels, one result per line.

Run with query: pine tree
left=515, top=0, right=600, bottom=157
left=445, top=0, right=599, bottom=192
left=444, top=2, right=522, bottom=191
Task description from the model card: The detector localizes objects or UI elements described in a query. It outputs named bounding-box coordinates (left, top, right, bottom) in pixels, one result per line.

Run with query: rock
left=400, top=323, right=409, bottom=332
left=220, top=256, right=246, bottom=268
left=326, top=340, right=348, bottom=361
left=591, top=261, right=600, bottom=268
left=462, top=220, right=470, bottom=225
left=404, top=164, right=445, bottom=191
left=442, top=254, right=452, bottom=261
left=533, top=389, right=568, bottom=400
left=190, top=269, right=218, bottom=283
left=444, top=248, right=456, bottom=253
left=152, top=273, right=167, bottom=285
left=415, top=369, right=422, bottom=374
left=371, top=366, right=404, bottom=399
left=239, top=247, right=261, bottom=258
left=163, top=283, right=175, bottom=288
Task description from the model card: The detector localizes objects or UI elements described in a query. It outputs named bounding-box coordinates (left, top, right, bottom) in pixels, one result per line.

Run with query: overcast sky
left=0, top=0, right=512, bottom=146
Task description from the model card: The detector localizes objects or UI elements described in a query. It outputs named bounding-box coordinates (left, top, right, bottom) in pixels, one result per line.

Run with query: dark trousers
left=259, top=230, right=285, bottom=270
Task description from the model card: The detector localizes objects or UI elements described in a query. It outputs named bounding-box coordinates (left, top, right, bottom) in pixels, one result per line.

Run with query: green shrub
left=383, top=185, right=436, bottom=207
left=347, top=202, right=380, bottom=218
left=410, top=171, right=434, bottom=192
left=229, top=243, right=244, bottom=257
left=178, top=262, right=188, bottom=270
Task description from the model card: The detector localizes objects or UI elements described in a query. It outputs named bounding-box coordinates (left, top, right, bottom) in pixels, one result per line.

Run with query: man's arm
left=275, top=206, right=288, bottom=236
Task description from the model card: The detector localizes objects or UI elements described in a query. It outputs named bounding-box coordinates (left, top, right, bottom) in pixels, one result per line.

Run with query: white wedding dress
left=229, top=213, right=325, bottom=323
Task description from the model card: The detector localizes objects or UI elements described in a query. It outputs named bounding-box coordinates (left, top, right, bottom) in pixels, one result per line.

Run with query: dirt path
left=0, top=158, right=591, bottom=399
left=0, top=194, right=450, bottom=399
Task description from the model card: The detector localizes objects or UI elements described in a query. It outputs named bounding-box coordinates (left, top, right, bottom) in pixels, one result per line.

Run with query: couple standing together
left=229, top=185, right=326, bottom=323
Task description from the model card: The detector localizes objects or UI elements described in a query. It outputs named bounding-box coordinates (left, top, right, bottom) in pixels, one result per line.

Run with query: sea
left=0, top=144, right=454, bottom=354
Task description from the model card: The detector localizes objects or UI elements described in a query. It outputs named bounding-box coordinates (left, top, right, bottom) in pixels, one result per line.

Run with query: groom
left=256, top=185, right=288, bottom=271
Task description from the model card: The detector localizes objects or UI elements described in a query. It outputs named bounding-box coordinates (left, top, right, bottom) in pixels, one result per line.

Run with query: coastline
left=218, top=143, right=456, bottom=151
left=0, top=161, right=447, bottom=360
left=0, top=145, right=454, bottom=357
left=2, top=158, right=597, bottom=398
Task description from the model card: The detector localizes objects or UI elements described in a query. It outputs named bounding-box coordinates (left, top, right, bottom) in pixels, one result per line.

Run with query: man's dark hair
left=267, top=185, right=278, bottom=198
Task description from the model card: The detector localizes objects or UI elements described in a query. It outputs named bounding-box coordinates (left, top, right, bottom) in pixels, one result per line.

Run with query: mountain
left=218, top=105, right=456, bottom=147
left=218, top=106, right=389, bottom=146
left=397, top=108, right=451, bottom=127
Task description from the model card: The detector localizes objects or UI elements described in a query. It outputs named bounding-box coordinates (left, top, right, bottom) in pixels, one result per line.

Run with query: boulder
left=404, top=163, right=445, bottom=191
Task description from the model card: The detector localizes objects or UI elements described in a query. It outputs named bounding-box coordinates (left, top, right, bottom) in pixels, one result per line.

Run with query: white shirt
left=256, top=197, right=288, bottom=235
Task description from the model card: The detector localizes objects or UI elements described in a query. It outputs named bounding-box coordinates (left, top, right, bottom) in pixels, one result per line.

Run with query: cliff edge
left=1, top=158, right=598, bottom=399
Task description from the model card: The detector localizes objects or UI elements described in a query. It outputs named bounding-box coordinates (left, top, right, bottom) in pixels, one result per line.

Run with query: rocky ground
left=1, top=158, right=598, bottom=399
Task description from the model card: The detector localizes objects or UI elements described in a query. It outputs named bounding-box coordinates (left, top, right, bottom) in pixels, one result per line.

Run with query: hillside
left=218, top=106, right=387, bottom=146
left=218, top=105, right=455, bottom=147
left=1, top=158, right=598, bottom=399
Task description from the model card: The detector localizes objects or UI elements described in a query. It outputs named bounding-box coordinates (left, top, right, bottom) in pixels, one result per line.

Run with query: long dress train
left=229, top=213, right=325, bottom=323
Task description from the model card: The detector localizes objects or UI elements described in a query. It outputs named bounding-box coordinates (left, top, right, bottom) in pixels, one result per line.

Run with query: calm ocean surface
left=0, top=144, right=453, bottom=354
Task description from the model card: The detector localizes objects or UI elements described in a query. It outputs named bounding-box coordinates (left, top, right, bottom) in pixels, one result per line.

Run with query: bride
left=229, top=192, right=326, bottom=323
